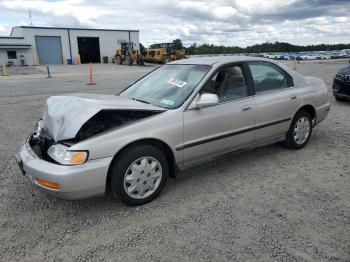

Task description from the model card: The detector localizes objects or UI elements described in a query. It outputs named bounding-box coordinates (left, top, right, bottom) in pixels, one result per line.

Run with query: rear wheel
left=162, top=56, right=171, bottom=64
left=109, top=144, right=168, bottom=206
left=137, top=55, right=145, bottom=66
left=284, top=110, right=312, bottom=149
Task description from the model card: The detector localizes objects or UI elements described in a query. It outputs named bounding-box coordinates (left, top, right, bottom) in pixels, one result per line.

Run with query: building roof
left=0, top=44, right=31, bottom=49
left=169, top=55, right=267, bottom=65
left=0, top=36, right=24, bottom=39
left=11, top=26, right=139, bottom=36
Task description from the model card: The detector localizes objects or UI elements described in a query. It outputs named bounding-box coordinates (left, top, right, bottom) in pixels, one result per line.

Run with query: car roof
left=168, top=55, right=308, bottom=89
left=169, top=55, right=268, bottom=66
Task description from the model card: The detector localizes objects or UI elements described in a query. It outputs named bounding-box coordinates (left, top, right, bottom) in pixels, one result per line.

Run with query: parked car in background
left=300, top=54, right=317, bottom=60
left=333, top=62, right=350, bottom=101
left=16, top=56, right=330, bottom=206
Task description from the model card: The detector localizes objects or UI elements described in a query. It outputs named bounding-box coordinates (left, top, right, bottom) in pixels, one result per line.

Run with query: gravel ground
left=0, top=65, right=43, bottom=76
left=0, top=60, right=349, bottom=262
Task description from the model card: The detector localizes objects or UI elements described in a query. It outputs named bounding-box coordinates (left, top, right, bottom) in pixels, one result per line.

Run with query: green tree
left=184, top=41, right=350, bottom=55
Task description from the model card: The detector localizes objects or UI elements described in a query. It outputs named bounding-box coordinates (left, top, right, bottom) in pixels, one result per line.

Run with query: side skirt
left=177, top=135, right=286, bottom=172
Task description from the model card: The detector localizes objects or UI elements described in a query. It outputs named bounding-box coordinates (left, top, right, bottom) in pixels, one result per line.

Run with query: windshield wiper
left=130, top=97, right=151, bottom=104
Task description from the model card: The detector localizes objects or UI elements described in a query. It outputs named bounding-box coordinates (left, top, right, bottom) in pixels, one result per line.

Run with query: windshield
left=119, top=64, right=211, bottom=109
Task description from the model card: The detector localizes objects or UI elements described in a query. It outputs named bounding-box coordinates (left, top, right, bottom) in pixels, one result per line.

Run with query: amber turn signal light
left=69, top=151, right=88, bottom=165
left=34, top=178, right=60, bottom=189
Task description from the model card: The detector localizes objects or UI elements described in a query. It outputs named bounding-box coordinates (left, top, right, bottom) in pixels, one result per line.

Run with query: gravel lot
left=0, top=60, right=349, bottom=262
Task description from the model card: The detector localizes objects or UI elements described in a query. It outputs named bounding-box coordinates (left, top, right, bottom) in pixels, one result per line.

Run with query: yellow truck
left=115, top=42, right=144, bottom=66
left=143, top=43, right=185, bottom=64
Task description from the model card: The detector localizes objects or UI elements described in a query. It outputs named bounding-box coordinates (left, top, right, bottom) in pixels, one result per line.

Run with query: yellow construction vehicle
left=143, top=43, right=185, bottom=64
left=115, top=42, right=144, bottom=66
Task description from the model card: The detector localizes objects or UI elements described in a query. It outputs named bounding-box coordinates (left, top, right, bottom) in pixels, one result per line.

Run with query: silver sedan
left=16, top=56, right=330, bottom=205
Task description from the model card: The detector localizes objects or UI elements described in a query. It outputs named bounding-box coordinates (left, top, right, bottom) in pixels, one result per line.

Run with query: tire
left=127, top=55, right=134, bottom=66
left=162, top=56, right=170, bottom=64
left=137, top=55, right=145, bottom=66
left=115, top=55, right=122, bottom=65
left=109, top=144, right=168, bottom=206
left=284, top=110, right=312, bottom=150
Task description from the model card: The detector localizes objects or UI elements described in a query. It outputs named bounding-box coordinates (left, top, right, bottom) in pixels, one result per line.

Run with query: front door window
left=201, top=65, right=248, bottom=103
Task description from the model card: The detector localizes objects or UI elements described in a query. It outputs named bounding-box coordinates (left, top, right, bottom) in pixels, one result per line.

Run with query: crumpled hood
left=41, top=93, right=165, bottom=142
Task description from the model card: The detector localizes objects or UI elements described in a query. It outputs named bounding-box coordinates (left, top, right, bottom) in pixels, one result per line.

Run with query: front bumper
left=333, top=78, right=350, bottom=98
left=16, top=138, right=113, bottom=200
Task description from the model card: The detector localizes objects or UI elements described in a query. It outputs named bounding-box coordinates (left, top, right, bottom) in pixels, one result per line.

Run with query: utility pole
left=29, top=10, right=33, bottom=26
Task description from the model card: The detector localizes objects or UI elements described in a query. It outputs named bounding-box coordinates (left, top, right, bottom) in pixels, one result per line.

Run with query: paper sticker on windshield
left=161, top=99, right=175, bottom=106
left=167, top=78, right=187, bottom=88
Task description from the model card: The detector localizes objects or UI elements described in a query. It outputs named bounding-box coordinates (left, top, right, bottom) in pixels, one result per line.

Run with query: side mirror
left=191, top=93, right=219, bottom=109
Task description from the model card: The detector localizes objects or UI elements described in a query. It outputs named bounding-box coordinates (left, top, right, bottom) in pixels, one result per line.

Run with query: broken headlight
left=47, top=144, right=88, bottom=165
left=33, top=119, right=43, bottom=139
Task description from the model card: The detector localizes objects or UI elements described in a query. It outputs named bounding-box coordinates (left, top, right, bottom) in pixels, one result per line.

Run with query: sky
left=0, top=0, right=349, bottom=47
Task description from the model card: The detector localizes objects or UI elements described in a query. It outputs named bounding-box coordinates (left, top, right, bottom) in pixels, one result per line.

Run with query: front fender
left=70, top=110, right=184, bottom=166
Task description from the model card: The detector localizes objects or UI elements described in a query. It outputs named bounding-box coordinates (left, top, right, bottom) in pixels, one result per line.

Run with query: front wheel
left=127, top=55, right=134, bottom=66
left=109, top=144, right=168, bottom=206
left=284, top=110, right=312, bottom=149
left=115, top=55, right=122, bottom=65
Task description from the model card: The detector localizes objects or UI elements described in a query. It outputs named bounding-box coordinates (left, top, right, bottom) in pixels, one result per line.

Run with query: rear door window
left=248, top=62, right=294, bottom=94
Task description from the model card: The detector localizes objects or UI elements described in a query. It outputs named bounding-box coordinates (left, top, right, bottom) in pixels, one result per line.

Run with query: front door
left=182, top=64, right=256, bottom=163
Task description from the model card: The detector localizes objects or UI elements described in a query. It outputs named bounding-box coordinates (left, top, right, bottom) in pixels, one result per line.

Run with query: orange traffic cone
left=86, top=63, right=96, bottom=85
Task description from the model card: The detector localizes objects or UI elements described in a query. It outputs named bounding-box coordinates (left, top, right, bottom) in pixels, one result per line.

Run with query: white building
left=0, top=26, right=140, bottom=66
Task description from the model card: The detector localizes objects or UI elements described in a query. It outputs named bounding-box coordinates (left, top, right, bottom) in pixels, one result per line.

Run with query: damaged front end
left=30, top=120, right=55, bottom=161
left=30, top=109, right=162, bottom=163
left=29, top=94, right=165, bottom=163
left=70, top=110, right=161, bottom=143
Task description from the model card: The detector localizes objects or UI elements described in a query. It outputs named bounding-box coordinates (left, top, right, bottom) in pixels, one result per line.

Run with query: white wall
left=21, top=27, right=70, bottom=65
left=0, top=38, right=25, bottom=44
left=69, top=29, right=139, bottom=63
left=0, top=36, right=32, bottom=66
left=10, top=27, right=23, bottom=37
left=0, top=27, right=140, bottom=65
left=0, top=48, right=32, bottom=66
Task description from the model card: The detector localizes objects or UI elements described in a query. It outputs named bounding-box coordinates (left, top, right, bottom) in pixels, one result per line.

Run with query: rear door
left=182, top=63, right=256, bottom=163
left=247, top=61, right=300, bottom=142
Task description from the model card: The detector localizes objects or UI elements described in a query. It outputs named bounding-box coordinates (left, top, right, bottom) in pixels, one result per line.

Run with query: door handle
left=290, top=95, right=297, bottom=99
left=242, top=106, right=253, bottom=112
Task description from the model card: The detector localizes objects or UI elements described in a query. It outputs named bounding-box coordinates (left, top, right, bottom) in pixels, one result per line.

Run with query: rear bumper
left=16, top=138, right=113, bottom=200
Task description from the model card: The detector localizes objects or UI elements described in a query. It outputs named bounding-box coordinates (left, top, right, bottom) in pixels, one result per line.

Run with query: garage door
left=35, top=36, right=62, bottom=64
